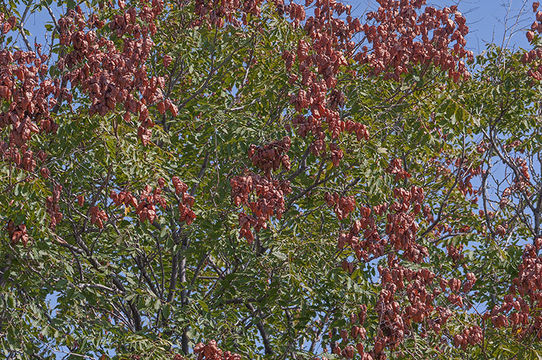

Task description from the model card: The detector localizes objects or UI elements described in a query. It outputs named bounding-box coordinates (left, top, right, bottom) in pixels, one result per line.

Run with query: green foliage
left=1, top=1, right=542, bottom=359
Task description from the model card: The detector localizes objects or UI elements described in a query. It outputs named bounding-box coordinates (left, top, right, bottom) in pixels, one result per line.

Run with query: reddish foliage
left=90, top=205, right=109, bottom=229
left=109, top=176, right=195, bottom=225
left=46, top=184, right=64, bottom=228
left=57, top=0, right=175, bottom=146
left=231, top=171, right=291, bottom=243
left=486, top=239, right=542, bottom=340
left=386, top=158, right=411, bottom=181
left=283, top=0, right=472, bottom=171
left=193, top=341, right=242, bottom=360
left=453, top=325, right=483, bottom=349
left=324, top=192, right=355, bottom=220
left=357, top=1, right=472, bottom=81
left=522, top=2, right=542, bottom=79
left=248, top=136, right=291, bottom=177
left=6, top=220, right=29, bottom=246
left=0, top=47, right=58, bottom=173
left=333, top=165, right=486, bottom=357
left=3, top=0, right=528, bottom=357
left=192, top=0, right=264, bottom=28
left=0, top=13, right=17, bottom=34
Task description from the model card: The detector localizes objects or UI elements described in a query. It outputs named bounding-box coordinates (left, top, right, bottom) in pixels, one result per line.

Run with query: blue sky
left=11, top=0, right=536, bottom=358
left=18, top=0, right=537, bottom=55
left=434, top=0, right=533, bottom=52
left=347, top=0, right=535, bottom=53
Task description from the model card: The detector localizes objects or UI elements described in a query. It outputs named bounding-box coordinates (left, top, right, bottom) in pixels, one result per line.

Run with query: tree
left=1, top=0, right=542, bottom=358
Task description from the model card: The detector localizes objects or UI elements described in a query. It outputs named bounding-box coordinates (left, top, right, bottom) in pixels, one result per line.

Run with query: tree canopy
left=1, top=0, right=542, bottom=359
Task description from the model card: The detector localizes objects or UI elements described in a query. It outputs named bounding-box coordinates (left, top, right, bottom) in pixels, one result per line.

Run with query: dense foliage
left=1, top=0, right=542, bottom=359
